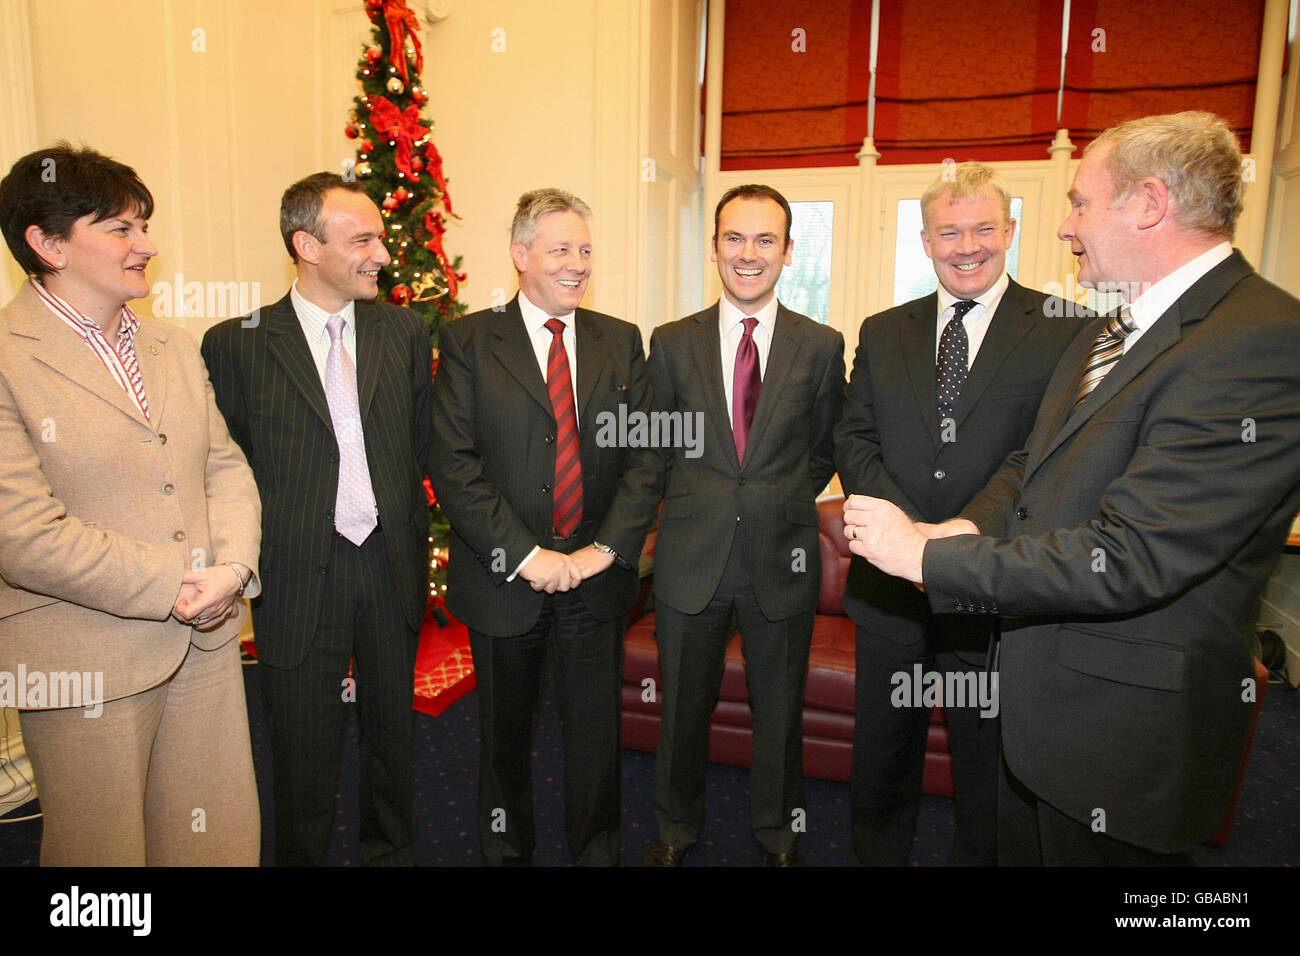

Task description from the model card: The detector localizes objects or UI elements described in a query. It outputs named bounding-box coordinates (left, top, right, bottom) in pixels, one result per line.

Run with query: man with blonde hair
left=843, top=112, right=1300, bottom=864
left=835, top=162, right=1083, bottom=865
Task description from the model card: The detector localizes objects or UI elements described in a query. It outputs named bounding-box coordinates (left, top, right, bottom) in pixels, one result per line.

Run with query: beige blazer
left=0, top=281, right=261, bottom=705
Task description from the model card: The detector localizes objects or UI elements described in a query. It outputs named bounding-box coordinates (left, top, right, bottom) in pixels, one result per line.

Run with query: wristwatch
left=591, top=540, right=632, bottom=571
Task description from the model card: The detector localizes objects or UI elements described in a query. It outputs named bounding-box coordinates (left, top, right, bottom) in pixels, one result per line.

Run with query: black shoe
left=642, top=841, right=690, bottom=866
left=762, top=850, right=806, bottom=867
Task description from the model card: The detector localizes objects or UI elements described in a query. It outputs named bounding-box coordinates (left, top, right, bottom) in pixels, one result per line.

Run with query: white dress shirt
left=719, top=294, right=777, bottom=427
left=934, top=271, right=1009, bottom=368
left=291, top=279, right=357, bottom=383
left=1123, top=242, right=1232, bottom=353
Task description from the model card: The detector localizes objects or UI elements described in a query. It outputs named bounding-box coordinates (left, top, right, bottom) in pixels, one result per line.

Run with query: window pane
left=776, top=201, right=833, bottom=324
left=892, top=197, right=1022, bottom=306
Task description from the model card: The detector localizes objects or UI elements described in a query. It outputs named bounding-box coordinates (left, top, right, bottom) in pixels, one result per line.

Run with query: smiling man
left=202, top=172, right=434, bottom=866
left=643, top=184, right=844, bottom=866
left=430, top=188, right=661, bottom=865
left=834, top=163, right=1084, bottom=866
left=844, top=113, right=1300, bottom=865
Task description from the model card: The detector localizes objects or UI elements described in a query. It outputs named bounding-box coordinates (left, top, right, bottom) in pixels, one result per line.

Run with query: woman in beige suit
left=0, top=145, right=262, bottom=865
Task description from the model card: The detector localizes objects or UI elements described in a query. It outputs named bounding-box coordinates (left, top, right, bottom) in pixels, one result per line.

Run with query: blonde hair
left=921, top=162, right=1012, bottom=230
left=1087, top=111, right=1243, bottom=239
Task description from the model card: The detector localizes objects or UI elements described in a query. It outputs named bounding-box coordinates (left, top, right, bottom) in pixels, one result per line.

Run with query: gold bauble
left=387, top=76, right=405, bottom=95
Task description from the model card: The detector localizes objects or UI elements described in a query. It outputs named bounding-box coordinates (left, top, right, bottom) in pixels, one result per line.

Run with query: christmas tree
left=346, top=0, right=464, bottom=621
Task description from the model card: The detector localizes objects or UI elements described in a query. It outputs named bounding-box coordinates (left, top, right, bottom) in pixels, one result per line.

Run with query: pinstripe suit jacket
left=202, top=293, right=433, bottom=669
left=0, top=280, right=261, bottom=704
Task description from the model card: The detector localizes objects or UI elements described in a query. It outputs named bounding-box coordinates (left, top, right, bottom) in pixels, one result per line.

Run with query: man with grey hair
left=835, top=161, right=1083, bottom=865
left=843, top=111, right=1300, bottom=864
left=430, top=188, right=661, bottom=865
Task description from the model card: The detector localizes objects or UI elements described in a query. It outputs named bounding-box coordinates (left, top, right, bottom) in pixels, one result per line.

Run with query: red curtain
left=1061, top=0, right=1263, bottom=152
left=718, top=0, right=1267, bottom=169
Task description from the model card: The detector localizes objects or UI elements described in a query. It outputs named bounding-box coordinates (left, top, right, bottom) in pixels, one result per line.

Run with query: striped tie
left=545, top=318, right=583, bottom=537
left=1073, top=307, right=1137, bottom=410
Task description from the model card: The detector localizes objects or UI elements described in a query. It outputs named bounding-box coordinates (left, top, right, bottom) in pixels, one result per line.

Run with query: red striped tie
left=545, top=318, right=583, bottom=537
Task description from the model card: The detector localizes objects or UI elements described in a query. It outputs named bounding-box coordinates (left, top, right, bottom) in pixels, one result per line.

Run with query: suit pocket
left=1058, top=624, right=1184, bottom=692
left=784, top=497, right=819, bottom=527
left=990, top=380, right=1046, bottom=401
left=1090, top=401, right=1146, bottom=424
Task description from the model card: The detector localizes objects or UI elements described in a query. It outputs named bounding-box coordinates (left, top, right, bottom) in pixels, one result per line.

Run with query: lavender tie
left=325, top=314, right=377, bottom=545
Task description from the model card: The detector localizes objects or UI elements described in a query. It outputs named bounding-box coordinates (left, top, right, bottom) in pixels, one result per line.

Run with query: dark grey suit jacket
left=202, top=293, right=433, bottom=669
left=924, top=251, right=1300, bottom=852
left=834, top=279, right=1086, bottom=647
left=429, top=296, right=663, bottom=637
left=647, top=302, right=844, bottom=621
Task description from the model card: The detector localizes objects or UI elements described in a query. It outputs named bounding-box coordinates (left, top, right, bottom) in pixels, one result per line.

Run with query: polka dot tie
left=937, top=299, right=976, bottom=423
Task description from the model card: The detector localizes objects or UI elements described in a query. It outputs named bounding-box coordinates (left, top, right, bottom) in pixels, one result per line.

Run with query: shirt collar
left=1126, top=242, right=1232, bottom=333
left=30, top=276, right=139, bottom=344
left=936, top=271, right=1009, bottom=319
left=291, top=278, right=356, bottom=338
left=518, top=289, right=575, bottom=335
left=719, top=293, right=779, bottom=337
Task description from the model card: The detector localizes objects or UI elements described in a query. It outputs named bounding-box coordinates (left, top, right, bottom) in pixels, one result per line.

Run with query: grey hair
left=511, top=188, right=592, bottom=247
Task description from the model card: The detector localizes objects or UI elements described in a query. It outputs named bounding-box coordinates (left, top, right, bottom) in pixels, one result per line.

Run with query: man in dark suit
left=202, top=173, right=432, bottom=866
left=835, top=163, right=1085, bottom=866
left=643, top=184, right=844, bottom=866
left=844, top=111, right=1300, bottom=864
left=429, top=188, right=661, bottom=866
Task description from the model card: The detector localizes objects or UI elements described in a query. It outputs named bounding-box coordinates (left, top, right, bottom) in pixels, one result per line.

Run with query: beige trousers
left=21, top=638, right=259, bottom=866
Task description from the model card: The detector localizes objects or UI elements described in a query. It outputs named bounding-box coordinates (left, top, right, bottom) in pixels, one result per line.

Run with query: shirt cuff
left=507, top=545, right=540, bottom=582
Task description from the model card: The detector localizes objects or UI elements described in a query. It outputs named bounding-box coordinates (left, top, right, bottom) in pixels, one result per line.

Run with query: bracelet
left=223, top=561, right=247, bottom=596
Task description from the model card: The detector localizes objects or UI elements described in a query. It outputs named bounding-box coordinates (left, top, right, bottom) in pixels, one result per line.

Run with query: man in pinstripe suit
left=203, top=173, right=433, bottom=866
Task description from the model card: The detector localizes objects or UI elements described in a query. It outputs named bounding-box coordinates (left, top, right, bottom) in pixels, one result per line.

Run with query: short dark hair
left=279, top=172, right=366, bottom=261
left=0, top=143, right=154, bottom=277
left=713, top=184, right=792, bottom=247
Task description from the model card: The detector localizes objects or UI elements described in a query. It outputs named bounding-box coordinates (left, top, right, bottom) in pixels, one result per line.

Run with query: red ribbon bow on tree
left=422, top=210, right=463, bottom=301
left=367, top=96, right=430, bottom=181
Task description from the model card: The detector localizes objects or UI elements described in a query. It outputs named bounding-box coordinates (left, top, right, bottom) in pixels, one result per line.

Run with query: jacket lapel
left=953, top=281, right=1037, bottom=427
left=490, top=296, right=552, bottom=417
left=690, top=306, right=739, bottom=471
left=1027, top=251, right=1254, bottom=479
left=354, top=300, right=383, bottom=420
left=265, top=296, right=334, bottom=431
left=574, top=309, right=607, bottom=423
left=744, top=304, right=804, bottom=470
left=133, top=321, right=168, bottom=431
left=900, top=293, right=941, bottom=447
left=11, top=283, right=151, bottom=431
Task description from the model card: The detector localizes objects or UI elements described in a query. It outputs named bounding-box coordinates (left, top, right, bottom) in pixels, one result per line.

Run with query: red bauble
left=382, top=196, right=399, bottom=211
left=360, top=139, right=375, bottom=153
left=411, top=156, right=424, bottom=172
left=344, top=124, right=359, bottom=139
left=390, top=284, right=412, bottom=305
left=365, top=44, right=382, bottom=64
left=393, top=186, right=410, bottom=203
left=411, top=87, right=427, bottom=105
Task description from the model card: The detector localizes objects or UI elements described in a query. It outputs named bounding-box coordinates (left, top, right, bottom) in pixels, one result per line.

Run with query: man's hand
left=569, top=545, right=616, bottom=582
left=172, top=565, right=242, bottom=629
left=842, top=494, right=928, bottom=585
left=519, top=548, right=582, bottom=593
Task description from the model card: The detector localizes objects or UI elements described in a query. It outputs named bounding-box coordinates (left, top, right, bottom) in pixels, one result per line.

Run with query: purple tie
left=732, top=316, right=761, bottom=463
left=325, top=314, right=377, bottom=545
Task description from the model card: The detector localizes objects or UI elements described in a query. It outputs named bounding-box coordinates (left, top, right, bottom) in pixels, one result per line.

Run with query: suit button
left=329, top=452, right=339, bottom=463
left=172, top=531, right=186, bottom=541
left=162, top=483, right=175, bottom=494
left=541, top=483, right=550, bottom=494
left=325, top=509, right=333, bottom=520
left=545, top=433, right=555, bottom=444
left=319, top=565, right=328, bottom=574
left=955, top=602, right=966, bottom=612
left=159, top=433, right=168, bottom=444
left=1016, top=507, right=1029, bottom=520
left=933, top=469, right=946, bottom=480
left=738, top=478, right=746, bottom=485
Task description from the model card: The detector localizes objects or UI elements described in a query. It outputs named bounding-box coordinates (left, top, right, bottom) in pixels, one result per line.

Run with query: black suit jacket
left=835, top=279, right=1086, bottom=646
left=201, top=293, right=433, bottom=668
left=647, top=302, right=844, bottom=620
left=429, top=297, right=662, bottom=637
left=924, top=251, right=1300, bottom=853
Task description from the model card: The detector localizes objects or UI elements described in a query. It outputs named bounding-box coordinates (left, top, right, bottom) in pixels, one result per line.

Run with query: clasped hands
left=841, top=494, right=979, bottom=586
left=520, top=545, right=615, bottom=593
left=171, top=564, right=243, bottom=629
